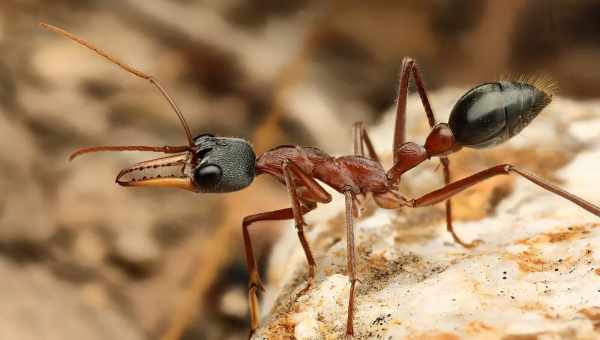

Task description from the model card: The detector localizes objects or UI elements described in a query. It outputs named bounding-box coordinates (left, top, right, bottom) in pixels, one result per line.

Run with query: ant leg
left=353, top=122, right=365, bottom=157
left=343, top=190, right=358, bottom=339
left=243, top=205, right=316, bottom=336
left=244, top=157, right=332, bottom=336
left=392, top=58, right=466, bottom=246
left=404, top=164, right=600, bottom=241
left=352, top=122, right=381, bottom=165
left=392, top=58, right=411, bottom=155
left=393, top=57, right=437, bottom=162
left=243, top=160, right=332, bottom=329
left=283, top=161, right=332, bottom=286
left=438, top=158, right=479, bottom=247
left=283, top=160, right=333, bottom=205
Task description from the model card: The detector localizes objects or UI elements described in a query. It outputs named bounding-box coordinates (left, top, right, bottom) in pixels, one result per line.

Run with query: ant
left=41, top=23, right=600, bottom=339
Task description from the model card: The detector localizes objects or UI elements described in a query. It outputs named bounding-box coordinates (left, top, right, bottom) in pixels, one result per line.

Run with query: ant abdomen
left=448, top=81, right=553, bottom=148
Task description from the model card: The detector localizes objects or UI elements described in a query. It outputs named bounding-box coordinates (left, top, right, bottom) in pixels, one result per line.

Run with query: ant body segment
left=41, top=23, right=600, bottom=339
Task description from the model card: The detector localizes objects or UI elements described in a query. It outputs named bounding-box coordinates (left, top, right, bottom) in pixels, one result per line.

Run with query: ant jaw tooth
left=117, top=177, right=198, bottom=192
left=116, top=153, right=189, bottom=183
left=114, top=153, right=198, bottom=192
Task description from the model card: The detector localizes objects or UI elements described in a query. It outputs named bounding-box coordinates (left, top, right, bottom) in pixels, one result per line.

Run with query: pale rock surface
left=254, top=90, right=600, bottom=339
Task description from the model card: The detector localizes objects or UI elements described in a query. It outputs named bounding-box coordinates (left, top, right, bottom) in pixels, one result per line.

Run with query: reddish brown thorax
left=256, top=146, right=389, bottom=199
left=255, top=122, right=468, bottom=212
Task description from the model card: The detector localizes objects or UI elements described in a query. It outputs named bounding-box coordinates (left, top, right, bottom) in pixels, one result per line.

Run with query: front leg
left=243, top=207, right=311, bottom=337
left=282, top=160, right=332, bottom=287
left=243, top=159, right=331, bottom=338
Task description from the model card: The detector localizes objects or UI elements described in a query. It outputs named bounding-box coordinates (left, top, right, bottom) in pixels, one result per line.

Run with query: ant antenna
left=39, top=23, right=195, bottom=148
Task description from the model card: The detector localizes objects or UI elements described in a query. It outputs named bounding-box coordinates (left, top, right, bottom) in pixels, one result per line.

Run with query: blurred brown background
left=1, top=1, right=600, bottom=339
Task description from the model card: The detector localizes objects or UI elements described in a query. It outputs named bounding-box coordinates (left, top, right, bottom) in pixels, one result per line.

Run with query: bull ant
left=41, top=23, right=600, bottom=339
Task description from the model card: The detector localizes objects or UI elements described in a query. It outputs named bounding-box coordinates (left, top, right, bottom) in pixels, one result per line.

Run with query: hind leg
left=392, top=58, right=473, bottom=246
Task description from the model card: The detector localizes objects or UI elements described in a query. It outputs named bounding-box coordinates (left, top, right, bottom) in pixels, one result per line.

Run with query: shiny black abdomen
left=448, top=81, right=551, bottom=148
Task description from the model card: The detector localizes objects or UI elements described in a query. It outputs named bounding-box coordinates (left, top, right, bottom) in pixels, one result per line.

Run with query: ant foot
left=457, top=238, right=483, bottom=249
left=467, top=238, right=484, bottom=248
left=450, top=231, right=483, bottom=249
left=295, top=276, right=315, bottom=301
left=297, top=264, right=317, bottom=296
left=297, top=284, right=310, bottom=298
left=301, top=276, right=314, bottom=294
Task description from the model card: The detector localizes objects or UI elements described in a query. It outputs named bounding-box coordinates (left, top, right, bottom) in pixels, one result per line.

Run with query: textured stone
left=255, top=92, right=600, bottom=339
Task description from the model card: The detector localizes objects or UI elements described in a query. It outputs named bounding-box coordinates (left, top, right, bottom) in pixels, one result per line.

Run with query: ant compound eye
left=194, top=164, right=222, bottom=189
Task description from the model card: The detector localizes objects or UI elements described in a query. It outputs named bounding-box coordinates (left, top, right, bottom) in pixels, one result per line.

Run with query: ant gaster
left=42, top=23, right=600, bottom=339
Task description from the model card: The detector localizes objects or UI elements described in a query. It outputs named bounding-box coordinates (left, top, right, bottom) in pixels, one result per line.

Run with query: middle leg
left=282, top=160, right=332, bottom=285
left=343, top=190, right=358, bottom=339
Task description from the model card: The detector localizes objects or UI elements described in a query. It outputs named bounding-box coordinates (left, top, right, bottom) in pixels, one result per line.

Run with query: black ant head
left=448, top=80, right=554, bottom=149
left=114, top=134, right=256, bottom=193
left=191, top=134, right=256, bottom=193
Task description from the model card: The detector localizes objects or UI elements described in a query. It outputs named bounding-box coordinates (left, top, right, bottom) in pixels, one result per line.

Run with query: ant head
left=191, top=134, right=256, bottom=193
left=115, top=134, right=256, bottom=193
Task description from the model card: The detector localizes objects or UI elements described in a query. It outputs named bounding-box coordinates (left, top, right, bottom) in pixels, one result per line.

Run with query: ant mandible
left=41, top=23, right=600, bottom=339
